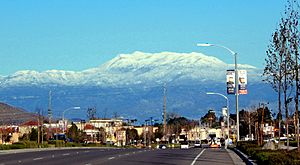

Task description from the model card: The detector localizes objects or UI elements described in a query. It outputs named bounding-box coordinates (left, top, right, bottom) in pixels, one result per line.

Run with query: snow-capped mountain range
left=0, top=51, right=261, bottom=87
left=0, top=51, right=272, bottom=121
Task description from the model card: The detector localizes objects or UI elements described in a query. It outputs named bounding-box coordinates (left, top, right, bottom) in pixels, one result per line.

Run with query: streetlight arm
left=62, top=107, right=81, bottom=120
left=213, top=44, right=236, bottom=55
left=206, top=92, right=228, bottom=101
left=197, top=43, right=236, bottom=55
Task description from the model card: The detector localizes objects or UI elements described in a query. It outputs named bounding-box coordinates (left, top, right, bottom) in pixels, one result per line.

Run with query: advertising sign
left=238, top=70, right=247, bottom=94
left=226, top=70, right=235, bottom=94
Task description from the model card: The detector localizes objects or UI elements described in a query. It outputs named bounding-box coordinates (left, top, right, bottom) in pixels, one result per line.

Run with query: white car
left=194, top=140, right=201, bottom=148
left=180, top=141, right=189, bottom=149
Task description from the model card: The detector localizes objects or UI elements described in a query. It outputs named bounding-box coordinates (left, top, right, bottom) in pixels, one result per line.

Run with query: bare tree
left=87, top=107, right=97, bottom=120
left=286, top=0, right=300, bottom=151
left=264, top=0, right=300, bottom=149
left=264, top=21, right=284, bottom=145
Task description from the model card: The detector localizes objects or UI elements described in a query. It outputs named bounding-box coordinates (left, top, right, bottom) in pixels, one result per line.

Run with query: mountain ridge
left=0, top=51, right=262, bottom=87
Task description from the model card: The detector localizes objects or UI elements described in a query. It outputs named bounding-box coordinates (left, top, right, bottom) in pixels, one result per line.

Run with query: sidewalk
left=227, top=149, right=247, bottom=165
left=195, top=148, right=246, bottom=165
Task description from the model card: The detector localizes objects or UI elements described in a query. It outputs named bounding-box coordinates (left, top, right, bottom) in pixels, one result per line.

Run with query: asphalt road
left=0, top=147, right=245, bottom=165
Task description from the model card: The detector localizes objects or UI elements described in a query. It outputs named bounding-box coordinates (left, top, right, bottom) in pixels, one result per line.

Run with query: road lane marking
left=63, top=153, right=70, bottom=156
left=191, top=149, right=206, bottom=165
left=108, top=157, right=115, bottom=160
left=33, top=157, right=43, bottom=161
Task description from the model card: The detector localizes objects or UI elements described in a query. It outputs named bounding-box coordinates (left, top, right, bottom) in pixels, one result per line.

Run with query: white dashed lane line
left=33, top=157, right=43, bottom=161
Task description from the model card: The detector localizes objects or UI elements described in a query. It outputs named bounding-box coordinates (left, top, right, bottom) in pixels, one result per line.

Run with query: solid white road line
left=191, top=149, right=206, bottom=165
left=62, top=153, right=70, bottom=156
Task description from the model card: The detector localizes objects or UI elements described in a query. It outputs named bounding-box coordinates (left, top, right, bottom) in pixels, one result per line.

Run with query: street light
left=206, top=92, right=230, bottom=138
left=62, top=106, right=81, bottom=133
left=198, top=43, right=239, bottom=141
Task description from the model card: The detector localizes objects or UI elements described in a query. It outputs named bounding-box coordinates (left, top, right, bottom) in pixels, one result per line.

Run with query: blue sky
left=0, top=0, right=287, bottom=75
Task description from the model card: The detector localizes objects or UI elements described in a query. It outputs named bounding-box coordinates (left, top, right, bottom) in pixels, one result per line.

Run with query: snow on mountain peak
left=0, top=51, right=260, bottom=87
left=103, top=51, right=229, bottom=71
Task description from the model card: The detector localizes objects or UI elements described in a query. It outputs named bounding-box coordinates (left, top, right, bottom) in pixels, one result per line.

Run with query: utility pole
left=163, top=83, right=167, bottom=140
left=144, top=121, right=147, bottom=147
left=295, top=51, right=299, bottom=151
left=48, top=90, right=52, bottom=140
left=41, top=110, right=44, bottom=146
left=37, top=109, right=41, bottom=147
left=248, top=111, right=251, bottom=140
left=261, top=104, right=265, bottom=146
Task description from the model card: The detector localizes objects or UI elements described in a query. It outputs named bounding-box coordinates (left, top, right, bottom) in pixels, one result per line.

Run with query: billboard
left=226, top=70, right=235, bottom=94
left=238, top=70, right=247, bottom=94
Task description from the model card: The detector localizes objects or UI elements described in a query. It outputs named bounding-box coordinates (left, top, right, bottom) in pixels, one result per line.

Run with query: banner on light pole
left=222, top=107, right=228, bottom=117
left=226, top=70, right=235, bottom=94
left=238, top=70, right=247, bottom=94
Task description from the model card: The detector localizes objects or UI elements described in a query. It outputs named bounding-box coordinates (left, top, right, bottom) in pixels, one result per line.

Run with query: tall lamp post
left=206, top=92, right=230, bottom=138
left=62, top=106, right=81, bottom=134
left=197, top=43, right=239, bottom=141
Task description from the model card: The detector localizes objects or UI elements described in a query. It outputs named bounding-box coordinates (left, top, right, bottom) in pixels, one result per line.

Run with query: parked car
left=194, top=140, right=201, bottom=148
left=157, top=144, right=167, bottom=149
left=180, top=141, right=189, bottom=149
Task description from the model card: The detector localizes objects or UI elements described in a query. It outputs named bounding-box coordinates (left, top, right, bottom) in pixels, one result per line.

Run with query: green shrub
left=54, top=140, right=65, bottom=147
left=65, top=142, right=82, bottom=147
left=237, top=141, right=261, bottom=156
left=23, top=141, right=38, bottom=148
left=0, top=144, right=11, bottom=150
left=237, top=141, right=300, bottom=164
left=252, top=150, right=300, bottom=165
left=10, top=142, right=26, bottom=149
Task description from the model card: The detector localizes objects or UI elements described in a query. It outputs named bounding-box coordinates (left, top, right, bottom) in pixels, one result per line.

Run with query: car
left=157, top=144, right=167, bottom=149
left=210, top=143, right=220, bottom=148
left=194, top=140, right=201, bottom=148
left=180, top=141, right=189, bottom=149
left=210, top=138, right=221, bottom=148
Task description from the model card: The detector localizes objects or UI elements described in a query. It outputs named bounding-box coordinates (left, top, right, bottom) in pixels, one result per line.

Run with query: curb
left=231, top=148, right=256, bottom=165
